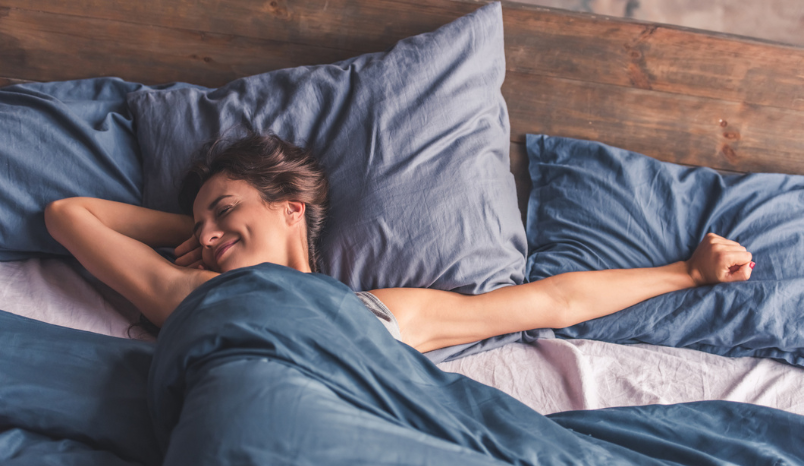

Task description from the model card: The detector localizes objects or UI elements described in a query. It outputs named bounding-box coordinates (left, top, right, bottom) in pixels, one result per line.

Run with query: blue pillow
left=0, top=79, right=145, bottom=260
left=0, top=79, right=200, bottom=261
left=524, top=134, right=804, bottom=366
left=126, top=2, right=526, bottom=299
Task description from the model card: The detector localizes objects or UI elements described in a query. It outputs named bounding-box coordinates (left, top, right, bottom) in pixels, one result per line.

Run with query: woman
left=45, top=133, right=755, bottom=353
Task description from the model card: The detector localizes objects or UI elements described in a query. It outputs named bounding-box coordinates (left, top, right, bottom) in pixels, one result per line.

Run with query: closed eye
left=217, top=205, right=233, bottom=217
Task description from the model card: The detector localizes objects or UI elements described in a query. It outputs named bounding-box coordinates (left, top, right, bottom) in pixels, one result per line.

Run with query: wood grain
left=504, top=71, right=804, bottom=175
left=500, top=2, right=804, bottom=111
left=0, top=0, right=802, bottom=179
left=0, top=0, right=476, bottom=57
left=6, top=0, right=802, bottom=111
left=0, top=6, right=359, bottom=86
left=0, top=76, right=31, bottom=87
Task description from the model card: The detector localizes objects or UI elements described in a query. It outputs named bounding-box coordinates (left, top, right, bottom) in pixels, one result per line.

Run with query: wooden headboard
left=2, top=0, right=803, bottom=218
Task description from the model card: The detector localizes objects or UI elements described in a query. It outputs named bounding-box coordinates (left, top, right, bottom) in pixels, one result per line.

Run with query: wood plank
left=0, top=0, right=476, bottom=58
left=0, top=76, right=32, bottom=87
left=2, top=1, right=802, bottom=178
left=504, top=70, right=804, bottom=175
left=5, top=0, right=803, bottom=112
left=0, top=7, right=361, bottom=86
left=500, top=2, right=804, bottom=111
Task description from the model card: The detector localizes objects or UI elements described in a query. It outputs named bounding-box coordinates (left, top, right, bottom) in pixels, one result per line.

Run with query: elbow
left=44, top=198, right=84, bottom=242
left=44, top=199, right=67, bottom=236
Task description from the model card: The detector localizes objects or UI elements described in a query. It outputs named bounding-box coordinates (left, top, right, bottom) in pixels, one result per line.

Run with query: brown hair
left=178, top=131, right=329, bottom=272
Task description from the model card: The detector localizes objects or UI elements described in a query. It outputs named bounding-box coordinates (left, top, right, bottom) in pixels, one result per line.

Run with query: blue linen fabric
left=125, top=2, right=526, bottom=299
left=524, top=134, right=804, bottom=366
left=0, top=311, right=159, bottom=465
left=0, top=78, right=144, bottom=260
left=1, top=265, right=803, bottom=464
left=0, top=430, right=144, bottom=466
left=0, top=78, right=198, bottom=261
left=151, top=263, right=804, bottom=465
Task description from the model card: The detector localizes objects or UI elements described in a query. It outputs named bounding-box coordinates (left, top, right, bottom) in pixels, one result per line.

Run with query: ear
left=284, top=201, right=306, bottom=226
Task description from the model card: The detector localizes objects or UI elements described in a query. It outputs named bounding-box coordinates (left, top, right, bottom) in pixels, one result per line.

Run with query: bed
left=1, top=0, right=803, bottom=464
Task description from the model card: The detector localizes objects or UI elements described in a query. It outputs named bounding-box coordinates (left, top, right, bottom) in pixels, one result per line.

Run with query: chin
left=217, top=258, right=256, bottom=274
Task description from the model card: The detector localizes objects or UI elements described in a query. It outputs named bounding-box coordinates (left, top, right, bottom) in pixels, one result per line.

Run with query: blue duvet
left=2, top=263, right=803, bottom=464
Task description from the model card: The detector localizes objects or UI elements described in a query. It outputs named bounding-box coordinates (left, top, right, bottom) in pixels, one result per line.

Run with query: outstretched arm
left=45, top=198, right=217, bottom=326
left=372, top=233, right=754, bottom=353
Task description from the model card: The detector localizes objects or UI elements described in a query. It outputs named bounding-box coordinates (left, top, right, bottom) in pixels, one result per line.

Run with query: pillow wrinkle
left=0, top=79, right=152, bottom=260
left=526, top=134, right=804, bottom=367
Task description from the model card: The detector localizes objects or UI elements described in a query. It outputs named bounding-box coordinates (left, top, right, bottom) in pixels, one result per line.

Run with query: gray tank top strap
left=355, top=291, right=402, bottom=341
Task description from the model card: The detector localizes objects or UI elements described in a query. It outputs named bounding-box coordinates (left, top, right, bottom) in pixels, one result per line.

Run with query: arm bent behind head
left=45, top=197, right=217, bottom=327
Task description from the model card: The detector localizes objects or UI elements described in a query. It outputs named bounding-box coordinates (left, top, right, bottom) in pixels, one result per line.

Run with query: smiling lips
left=214, top=239, right=239, bottom=264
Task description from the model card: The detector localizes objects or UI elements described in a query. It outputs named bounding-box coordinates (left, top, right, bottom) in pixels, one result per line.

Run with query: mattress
left=2, top=257, right=801, bottom=416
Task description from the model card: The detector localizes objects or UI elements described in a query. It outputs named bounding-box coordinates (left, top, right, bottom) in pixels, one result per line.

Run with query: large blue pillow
left=0, top=79, right=145, bottom=260
left=0, top=79, right=199, bottom=261
left=125, top=2, right=526, bottom=299
left=524, top=134, right=804, bottom=366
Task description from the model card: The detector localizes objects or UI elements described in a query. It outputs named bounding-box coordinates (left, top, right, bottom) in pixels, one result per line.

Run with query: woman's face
left=192, top=174, right=304, bottom=273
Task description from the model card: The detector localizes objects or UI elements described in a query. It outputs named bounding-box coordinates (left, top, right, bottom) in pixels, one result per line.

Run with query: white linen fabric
left=437, top=338, right=804, bottom=415
left=2, top=257, right=802, bottom=416
left=0, top=258, right=150, bottom=340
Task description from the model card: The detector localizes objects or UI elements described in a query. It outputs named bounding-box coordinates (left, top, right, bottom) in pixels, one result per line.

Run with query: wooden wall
left=1, top=0, right=803, bottom=217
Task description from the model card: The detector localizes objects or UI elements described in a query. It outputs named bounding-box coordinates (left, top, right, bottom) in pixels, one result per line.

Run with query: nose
left=197, top=223, right=223, bottom=248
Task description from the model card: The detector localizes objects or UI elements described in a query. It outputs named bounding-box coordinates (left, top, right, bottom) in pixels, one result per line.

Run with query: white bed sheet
left=2, top=258, right=802, bottom=416
left=0, top=258, right=150, bottom=340
left=437, top=338, right=804, bottom=415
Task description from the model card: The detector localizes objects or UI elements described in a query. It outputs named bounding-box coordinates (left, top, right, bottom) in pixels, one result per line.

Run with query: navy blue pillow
left=0, top=78, right=145, bottom=260
left=126, top=2, right=526, bottom=298
left=0, top=78, right=200, bottom=261
left=525, top=134, right=804, bottom=366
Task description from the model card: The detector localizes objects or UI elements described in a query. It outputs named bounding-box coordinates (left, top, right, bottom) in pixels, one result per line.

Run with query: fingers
left=188, top=259, right=206, bottom=270
left=719, top=250, right=752, bottom=269
left=707, top=239, right=750, bottom=263
left=719, top=250, right=754, bottom=282
left=175, top=235, right=204, bottom=267
left=704, top=232, right=745, bottom=250
left=726, top=261, right=753, bottom=282
left=689, top=233, right=754, bottom=285
left=174, top=235, right=200, bottom=257
left=175, top=245, right=203, bottom=267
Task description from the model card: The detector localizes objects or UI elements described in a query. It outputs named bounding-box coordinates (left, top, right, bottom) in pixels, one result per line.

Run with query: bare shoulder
left=367, top=288, right=471, bottom=351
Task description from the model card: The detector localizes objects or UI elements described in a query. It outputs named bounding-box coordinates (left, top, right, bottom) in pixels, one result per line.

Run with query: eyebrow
left=192, top=194, right=233, bottom=236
